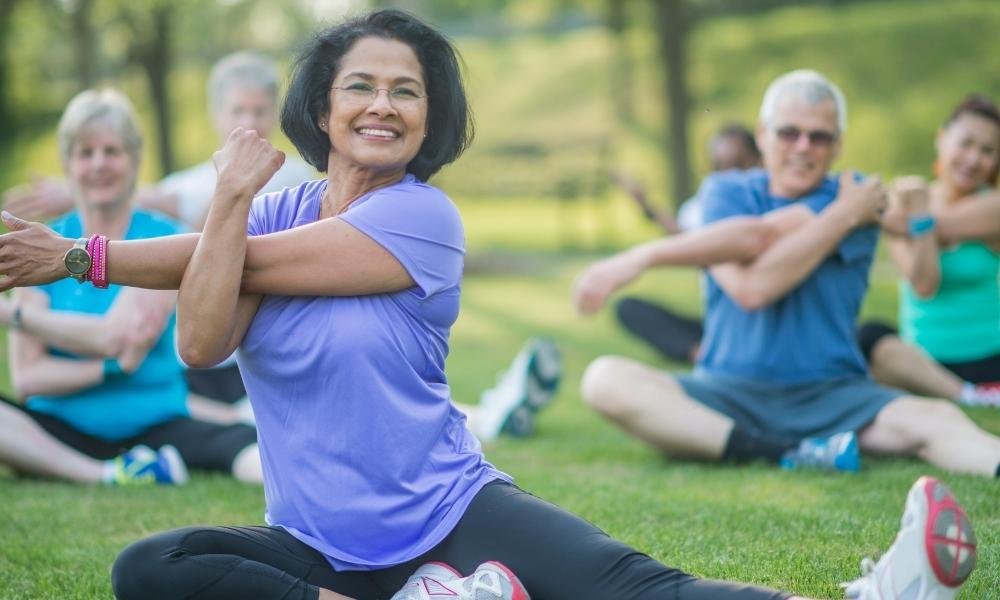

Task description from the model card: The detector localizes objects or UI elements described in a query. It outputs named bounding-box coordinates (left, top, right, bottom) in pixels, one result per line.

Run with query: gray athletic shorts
left=675, top=370, right=905, bottom=439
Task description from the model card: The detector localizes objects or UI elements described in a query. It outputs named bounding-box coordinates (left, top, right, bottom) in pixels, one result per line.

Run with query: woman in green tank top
left=870, top=95, right=1000, bottom=401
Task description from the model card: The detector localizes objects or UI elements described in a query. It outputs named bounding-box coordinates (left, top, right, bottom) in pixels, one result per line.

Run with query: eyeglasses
left=773, top=126, right=838, bottom=147
left=331, top=82, right=426, bottom=106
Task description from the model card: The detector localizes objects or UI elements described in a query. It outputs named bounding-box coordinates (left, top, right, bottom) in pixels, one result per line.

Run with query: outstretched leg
left=859, top=396, right=1000, bottom=476
left=580, top=355, right=732, bottom=459
left=0, top=399, right=104, bottom=482
left=420, top=481, right=803, bottom=599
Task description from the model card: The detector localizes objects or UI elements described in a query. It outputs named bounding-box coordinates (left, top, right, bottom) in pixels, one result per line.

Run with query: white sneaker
left=473, top=338, right=561, bottom=442
left=842, top=476, right=976, bottom=599
left=390, top=561, right=530, bottom=600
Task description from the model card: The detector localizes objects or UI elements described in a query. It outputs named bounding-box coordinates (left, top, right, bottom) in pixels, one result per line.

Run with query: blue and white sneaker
left=473, top=338, right=562, bottom=442
left=779, top=431, right=860, bottom=472
left=107, top=445, right=189, bottom=485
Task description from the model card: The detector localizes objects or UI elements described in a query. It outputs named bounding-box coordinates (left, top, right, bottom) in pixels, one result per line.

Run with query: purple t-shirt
left=238, top=175, right=510, bottom=570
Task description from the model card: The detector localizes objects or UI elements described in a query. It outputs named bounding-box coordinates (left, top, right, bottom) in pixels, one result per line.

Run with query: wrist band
left=908, top=214, right=936, bottom=238
left=103, top=357, right=124, bottom=377
left=87, top=234, right=109, bottom=288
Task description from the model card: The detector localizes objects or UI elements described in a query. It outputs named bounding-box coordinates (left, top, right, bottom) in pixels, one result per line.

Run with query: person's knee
left=886, top=397, right=968, bottom=439
left=111, top=531, right=183, bottom=599
left=231, top=443, right=263, bottom=484
left=580, top=355, right=645, bottom=418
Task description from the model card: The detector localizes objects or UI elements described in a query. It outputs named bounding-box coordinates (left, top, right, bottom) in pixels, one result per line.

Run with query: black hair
left=943, top=94, right=1000, bottom=185
left=713, top=123, right=760, bottom=158
left=281, top=8, right=473, bottom=181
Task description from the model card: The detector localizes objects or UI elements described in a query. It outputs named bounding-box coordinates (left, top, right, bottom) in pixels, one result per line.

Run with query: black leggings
left=112, top=481, right=789, bottom=600
left=857, top=320, right=1000, bottom=384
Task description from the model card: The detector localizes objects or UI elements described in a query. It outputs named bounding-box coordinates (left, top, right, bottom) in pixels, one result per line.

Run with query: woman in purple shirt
left=0, top=9, right=975, bottom=600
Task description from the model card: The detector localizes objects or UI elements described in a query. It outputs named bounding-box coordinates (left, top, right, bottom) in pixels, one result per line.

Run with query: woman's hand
left=889, top=176, right=931, bottom=215
left=116, top=299, right=171, bottom=373
left=212, top=127, right=286, bottom=202
left=573, top=251, right=645, bottom=315
left=0, top=212, right=74, bottom=292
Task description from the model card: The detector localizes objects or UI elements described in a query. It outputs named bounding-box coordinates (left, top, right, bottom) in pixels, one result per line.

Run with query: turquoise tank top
left=899, top=239, right=1000, bottom=363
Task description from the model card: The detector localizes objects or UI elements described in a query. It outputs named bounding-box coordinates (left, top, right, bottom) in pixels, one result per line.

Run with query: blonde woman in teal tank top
left=866, top=95, right=1000, bottom=405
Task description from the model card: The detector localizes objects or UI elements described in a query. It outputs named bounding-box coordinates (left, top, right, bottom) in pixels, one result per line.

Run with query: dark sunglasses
left=774, top=126, right=838, bottom=147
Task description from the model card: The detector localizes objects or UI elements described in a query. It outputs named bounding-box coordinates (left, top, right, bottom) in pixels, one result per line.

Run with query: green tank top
left=899, top=240, right=1000, bottom=362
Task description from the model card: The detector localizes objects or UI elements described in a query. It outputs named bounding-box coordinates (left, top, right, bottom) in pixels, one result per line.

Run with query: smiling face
left=324, top=36, right=428, bottom=178
left=757, top=94, right=842, bottom=198
left=66, top=127, right=137, bottom=210
left=936, top=112, right=1000, bottom=196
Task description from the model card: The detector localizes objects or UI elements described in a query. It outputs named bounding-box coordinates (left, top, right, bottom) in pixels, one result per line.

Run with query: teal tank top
left=899, top=240, right=1000, bottom=363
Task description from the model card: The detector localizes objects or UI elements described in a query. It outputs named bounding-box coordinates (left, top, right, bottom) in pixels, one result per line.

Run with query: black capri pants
left=112, top=481, right=788, bottom=600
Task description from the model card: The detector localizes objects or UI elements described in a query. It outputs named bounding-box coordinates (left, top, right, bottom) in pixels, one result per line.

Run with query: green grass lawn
left=1, top=250, right=998, bottom=599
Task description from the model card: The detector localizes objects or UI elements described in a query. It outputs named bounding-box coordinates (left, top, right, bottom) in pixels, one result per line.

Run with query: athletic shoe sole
left=918, top=476, right=977, bottom=588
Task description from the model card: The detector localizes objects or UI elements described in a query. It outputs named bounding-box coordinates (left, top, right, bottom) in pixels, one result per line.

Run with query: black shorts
left=185, top=363, right=247, bottom=404
left=3, top=397, right=256, bottom=473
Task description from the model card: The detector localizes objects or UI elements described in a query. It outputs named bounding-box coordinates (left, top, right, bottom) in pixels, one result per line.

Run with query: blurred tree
left=67, top=0, right=96, bottom=89
left=651, top=0, right=693, bottom=206
left=648, top=0, right=859, bottom=209
left=0, top=0, right=19, bottom=145
left=606, top=0, right=634, bottom=126
left=119, top=1, right=175, bottom=175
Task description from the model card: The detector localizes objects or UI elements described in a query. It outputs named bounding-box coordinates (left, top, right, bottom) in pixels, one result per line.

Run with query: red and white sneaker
left=843, top=476, right=977, bottom=599
left=391, top=561, right=530, bottom=600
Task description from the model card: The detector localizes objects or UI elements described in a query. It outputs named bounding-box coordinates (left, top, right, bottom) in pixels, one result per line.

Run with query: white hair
left=207, top=51, right=279, bottom=115
left=758, top=69, right=847, bottom=134
left=57, top=88, right=143, bottom=168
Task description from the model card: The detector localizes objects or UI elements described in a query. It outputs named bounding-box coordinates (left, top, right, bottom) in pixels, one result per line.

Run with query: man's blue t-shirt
left=696, top=169, right=878, bottom=384
left=27, top=210, right=188, bottom=440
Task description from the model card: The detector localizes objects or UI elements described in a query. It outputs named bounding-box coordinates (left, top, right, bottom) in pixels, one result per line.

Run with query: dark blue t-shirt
left=696, top=169, right=878, bottom=384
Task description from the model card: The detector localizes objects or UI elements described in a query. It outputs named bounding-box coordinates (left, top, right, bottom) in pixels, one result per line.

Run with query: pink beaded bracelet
left=86, top=234, right=109, bottom=289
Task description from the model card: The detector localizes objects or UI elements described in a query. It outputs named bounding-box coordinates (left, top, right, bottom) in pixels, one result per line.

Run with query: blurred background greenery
left=2, top=0, right=999, bottom=245
left=0, top=0, right=998, bottom=392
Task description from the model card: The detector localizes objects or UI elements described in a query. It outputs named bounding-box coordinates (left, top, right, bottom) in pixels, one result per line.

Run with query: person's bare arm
left=176, top=128, right=415, bottom=367
left=135, top=186, right=182, bottom=221
left=884, top=176, right=940, bottom=298
left=933, top=190, right=1000, bottom=247
left=572, top=202, right=815, bottom=315
left=7, top=290, right=104, bottom=399
left=709, top=172, right=885, bottom=311
left=1, top=177, right=74, bottom=222
left=0, top=286, right=175, bottom=360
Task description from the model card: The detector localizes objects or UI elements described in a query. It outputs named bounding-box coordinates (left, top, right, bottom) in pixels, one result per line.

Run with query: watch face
left=65, top=247, right=92, bottom=275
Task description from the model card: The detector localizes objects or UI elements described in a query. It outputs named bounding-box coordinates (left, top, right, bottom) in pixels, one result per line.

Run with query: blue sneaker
left=780, top=431, right=860, bottom=472
left=108, top=445, right=189, bottom=485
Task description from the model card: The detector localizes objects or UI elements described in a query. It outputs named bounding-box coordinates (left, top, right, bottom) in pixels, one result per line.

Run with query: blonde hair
left=57, top=88, right=143, bottom=168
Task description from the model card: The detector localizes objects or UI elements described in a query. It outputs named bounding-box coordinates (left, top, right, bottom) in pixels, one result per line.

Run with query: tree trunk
left=651, top=0, right=693, bottom=209
left=606, top=0, right=634, bottom=126
left=130, top=5, right=174, bottom=176
left=0, top=0, right=18, bottom=144
left=69, top=0, right=95, bottom=90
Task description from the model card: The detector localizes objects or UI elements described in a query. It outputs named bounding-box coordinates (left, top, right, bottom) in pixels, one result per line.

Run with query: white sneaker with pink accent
left=842, top=476, right=977, bottom=599
left=390, top=561, right=530, bottom=600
